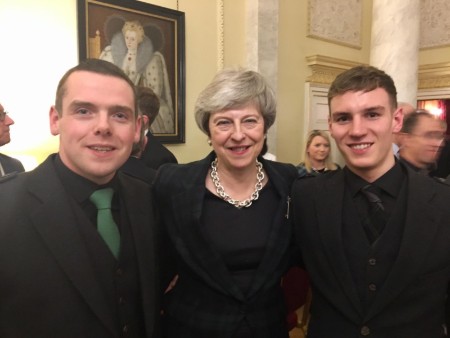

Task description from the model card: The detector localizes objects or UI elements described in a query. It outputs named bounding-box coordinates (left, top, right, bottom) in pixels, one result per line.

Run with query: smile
left=350, top=143, right=372, bottom=150
left=89, top=146, right=115, bottom=152
left=229, top=146, right=250, bottom=152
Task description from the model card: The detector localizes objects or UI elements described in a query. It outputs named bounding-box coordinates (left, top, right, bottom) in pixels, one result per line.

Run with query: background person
left=292, top=65, right=450, bottom=337
left=0, top=103, right=25, bottom=176
left=153, top=68, right=297, bottom=338
left=392, top=101, right=416, bottom=157
left=0, top=59, right=160, bottom=337
left=136, top=86, right=178, bottom=170
left=296, top=129, right=339, bottom=177
left=399, top=110, right=446, bottom=175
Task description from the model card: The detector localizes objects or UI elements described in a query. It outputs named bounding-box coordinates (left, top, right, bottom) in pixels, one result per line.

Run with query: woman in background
left=297, top=129, right=339, bottom=177
left=154, top=68, right=297, bottom=338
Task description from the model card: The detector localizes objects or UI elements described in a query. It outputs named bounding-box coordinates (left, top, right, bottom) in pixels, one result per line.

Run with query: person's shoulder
left=265, top=159, right=297, bottom=174
left=154, top=157, right=209, bottom=191
left=295, top=163, right=308, bottom=178
left=431, top=175, right=450, bottom=192
left=0, top=171, right=28, bottom=208
left=0, top=171, right=19, bottom=185
left=119, top=168, right=151, bottom=184
left=262, top=159, right=298, bottom=186
left=294, top=167, right=340, bottom=189
left=0, top=152, right=23, bottom=165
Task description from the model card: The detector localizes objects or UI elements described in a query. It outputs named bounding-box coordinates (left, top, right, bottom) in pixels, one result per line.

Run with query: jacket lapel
left=316, top=171, right=363, bottom=317
left=119, top=173, right=158, bottom=336
left=366, top=170, right=442, bottom=319
left=245, top=158, right=292, bottom=298
left=170, top=154, right=245, bottom=301
left=27, top=158, right=117, bottom=336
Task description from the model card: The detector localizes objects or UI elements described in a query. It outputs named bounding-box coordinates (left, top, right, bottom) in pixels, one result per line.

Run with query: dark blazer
left=0, top=152, right=25, bottom=174
left=153, top=152, right=297, bottom=338
left=0, top=155, right=160, bottom=338
left=292, top=167, right=450, bottom=338
left=141, top=132, right=177, bottom=170
left=432, top=140, right=450, bottom=178
left=120, top=156, right=157, bottom=185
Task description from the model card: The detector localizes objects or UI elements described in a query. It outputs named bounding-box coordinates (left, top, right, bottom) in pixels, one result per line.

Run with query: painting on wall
left=77, top=0, right=186, bottom=143
left=307, top=0, right=362, bottom=49
left=420, top=0, right=450, bottom=49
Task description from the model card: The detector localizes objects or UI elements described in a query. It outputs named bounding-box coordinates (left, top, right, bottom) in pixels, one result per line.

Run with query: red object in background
left=282, top=267, right=310, bottom=331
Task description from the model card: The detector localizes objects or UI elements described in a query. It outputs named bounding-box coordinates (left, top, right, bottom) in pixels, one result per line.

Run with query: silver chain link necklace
left=210, top=158, right=265, bottom=209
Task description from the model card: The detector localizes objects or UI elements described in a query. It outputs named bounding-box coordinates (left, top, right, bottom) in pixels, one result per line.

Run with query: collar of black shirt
left=54, top=154, right=119, bottom=204
left=344, top=160, right=404, bottom=199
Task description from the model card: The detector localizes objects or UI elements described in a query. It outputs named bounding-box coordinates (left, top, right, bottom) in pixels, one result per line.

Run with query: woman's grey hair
left=194, top=68, right=277, bottom=136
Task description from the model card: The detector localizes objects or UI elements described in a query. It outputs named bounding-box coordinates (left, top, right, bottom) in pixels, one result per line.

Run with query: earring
left=207, top=139, right=212, bottom=146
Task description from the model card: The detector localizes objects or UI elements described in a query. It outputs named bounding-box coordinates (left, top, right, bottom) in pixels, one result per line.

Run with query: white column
left=246, top=0, right=279, bottom=157
left=370, top=0, right=420, bottom=105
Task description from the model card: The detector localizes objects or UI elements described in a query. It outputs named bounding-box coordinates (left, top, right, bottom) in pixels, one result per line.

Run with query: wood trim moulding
left=418, top=62, right=450, bottom=89
left=306, top=55, right=363, bottom=85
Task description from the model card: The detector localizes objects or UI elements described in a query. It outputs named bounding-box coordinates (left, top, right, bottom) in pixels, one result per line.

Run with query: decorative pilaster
left=245, top=0, right=279, bottom=156
left=370, top=0, right=420, bottom=105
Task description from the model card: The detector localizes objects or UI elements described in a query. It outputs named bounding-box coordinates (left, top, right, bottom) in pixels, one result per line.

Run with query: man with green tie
left=0, top=59, right=160, bottom=337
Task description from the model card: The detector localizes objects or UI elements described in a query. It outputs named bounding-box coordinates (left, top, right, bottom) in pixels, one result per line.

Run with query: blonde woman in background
left=297, top=130, right=339, bottom=177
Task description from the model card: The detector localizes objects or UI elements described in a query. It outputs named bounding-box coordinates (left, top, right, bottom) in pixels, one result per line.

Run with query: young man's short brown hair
left=328, top=65, right=398, bottom=114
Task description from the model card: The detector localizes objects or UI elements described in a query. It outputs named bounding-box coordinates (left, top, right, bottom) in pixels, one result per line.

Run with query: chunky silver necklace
left=210, top=158, right=264, bottom=209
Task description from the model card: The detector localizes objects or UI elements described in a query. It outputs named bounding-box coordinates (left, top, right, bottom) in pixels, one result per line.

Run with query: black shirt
left=54, top=154, right=120, bottom=228
left=344, top=161, right=405, bottom=225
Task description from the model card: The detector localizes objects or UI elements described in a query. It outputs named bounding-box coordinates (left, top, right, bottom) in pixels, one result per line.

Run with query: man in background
left=399, top=110, right=446, bottom=175
left=0, top=59, right=160, bottom=337
left=137, top=86, right=178, bottom=170
left=120, top=88, right=157, bottom=184
left=392, top=101, right=415, bottom=157
left=0, top=103, right=25, bottom=176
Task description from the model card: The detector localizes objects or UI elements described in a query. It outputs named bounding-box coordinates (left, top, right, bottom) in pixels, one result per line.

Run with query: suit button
left=361, top=325, right=370, bottom=335
left=116, top=268, right=123, bottom=276
left=368, top=258, right=376, bottom=265
left=122, top=325, right=129, bottom=334
left=118, top=297, right=125, bottom=305
left=368, top=283, right=377, bottom=291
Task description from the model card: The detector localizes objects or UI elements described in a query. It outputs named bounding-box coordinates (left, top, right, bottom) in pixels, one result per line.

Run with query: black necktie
left=89, top=188, right=121, bottom=258
left=361, top=184, right=387, bottom=244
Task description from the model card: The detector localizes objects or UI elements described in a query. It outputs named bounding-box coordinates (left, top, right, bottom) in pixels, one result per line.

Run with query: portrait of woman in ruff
left=77, top=0, right=185, bottom=142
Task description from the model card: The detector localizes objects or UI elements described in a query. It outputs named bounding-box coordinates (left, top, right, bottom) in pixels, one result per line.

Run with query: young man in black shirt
left=292, top=65, right=450, bottom=338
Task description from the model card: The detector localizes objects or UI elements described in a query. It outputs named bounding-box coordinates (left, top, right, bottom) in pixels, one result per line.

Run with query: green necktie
left=89, top=188, right=120, bottom=258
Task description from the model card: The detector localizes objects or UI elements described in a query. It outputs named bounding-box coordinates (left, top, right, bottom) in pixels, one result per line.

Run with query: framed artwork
left=77, top=0, right=186, bottom=143
left=307, top=0, right=362, bottom=49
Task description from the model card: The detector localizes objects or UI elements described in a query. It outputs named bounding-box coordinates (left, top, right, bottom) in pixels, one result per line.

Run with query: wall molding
left=418, top=62, right=450, bottom=89
left=306, top=55, right=450, bottom=91
left=217, top=0, right=224, bottom=70
left=306, top=55, right=363, bottom=85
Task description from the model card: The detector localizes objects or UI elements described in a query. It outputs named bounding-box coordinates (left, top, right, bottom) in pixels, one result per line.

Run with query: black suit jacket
left=120, top=156, right=157, bottom=185
left=153, top=152, right=297, bottom=338
left=0, top=152, right=25, bottom=175
left=0, top=155, right=160, bottom=338
left=141, top=132, right=177, bottom=170
left=292, top=167, right=450, bottom=338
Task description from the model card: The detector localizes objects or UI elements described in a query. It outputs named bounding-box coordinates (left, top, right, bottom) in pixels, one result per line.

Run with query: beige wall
left=277, top=0, right=373, bottom=163
left=0, top=0, right=449, bottom=169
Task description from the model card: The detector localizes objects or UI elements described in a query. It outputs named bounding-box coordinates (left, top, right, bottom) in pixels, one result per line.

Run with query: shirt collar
left=344, top=160, right=404, bottom=198
left=54, top=154, right=118, bottom=203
